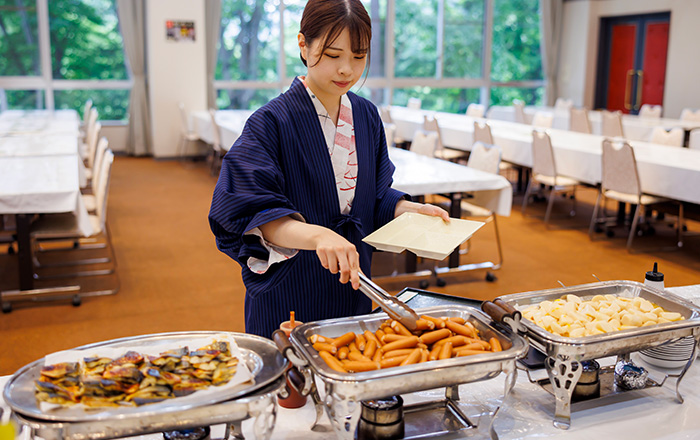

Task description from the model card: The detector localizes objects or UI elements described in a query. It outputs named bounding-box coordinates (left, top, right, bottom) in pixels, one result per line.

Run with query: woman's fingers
left=419, top=203, right=450, bottom=222
left=315, top=230, right=359, bottom=288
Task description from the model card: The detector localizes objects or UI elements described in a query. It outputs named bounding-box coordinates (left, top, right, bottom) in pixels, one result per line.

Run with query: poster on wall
left=166, top=20, right=195, bottom=42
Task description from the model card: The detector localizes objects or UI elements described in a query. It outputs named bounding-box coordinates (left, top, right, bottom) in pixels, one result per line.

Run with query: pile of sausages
left=309, top=315, right=502, bottom=373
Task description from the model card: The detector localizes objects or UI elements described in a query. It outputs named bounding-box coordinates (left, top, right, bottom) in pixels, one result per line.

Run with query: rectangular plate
left=363, top=212, right=484, bottom=260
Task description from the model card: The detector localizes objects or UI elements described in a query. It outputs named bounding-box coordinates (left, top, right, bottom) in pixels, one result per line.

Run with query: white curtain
left=206, top=0, right=222, bottom=109
left=540, top=0, right=564, bottom=106
left=116, top=0, right=151, bottom=156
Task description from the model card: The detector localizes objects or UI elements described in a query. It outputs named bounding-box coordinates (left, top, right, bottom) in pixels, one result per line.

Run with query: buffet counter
left=3, top=285, right=699, bottom=440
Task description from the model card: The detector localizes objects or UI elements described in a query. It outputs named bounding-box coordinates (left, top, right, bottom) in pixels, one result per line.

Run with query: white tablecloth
left=2, top=285, right=699, bottom=440
left=486, top=105, right=700, bottom=143
left=391, top=106, right=700, bottom=205
left=191, top=110, right=254, bottom=151
left=389, top=147, right=512, bottom=217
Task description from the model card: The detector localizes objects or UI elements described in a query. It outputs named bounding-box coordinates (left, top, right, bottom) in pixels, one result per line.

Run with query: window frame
left=214, top=0, right=545, bottom=109
left=0, top=0, right=132, bottom=120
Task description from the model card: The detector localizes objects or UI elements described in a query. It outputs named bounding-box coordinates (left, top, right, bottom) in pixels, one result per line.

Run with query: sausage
left=337, top=346, right=349, bottom=360
left=445, top=320, right=477, bottom=338
left=312, top=342, right=337, bottom=354
left=372, top=349, right=382, bottom=363
left=382, top=348, right=416, bottom=359
left=331, top=332, right=356, bottom=348
left=379, top=355, right=410, bottom=368
left=355, top=334, right=367, bottom=351
left=375, top=329, right=387, bottom=344
left=364, top=330, right=381, bottom=347
left=455, top=349, right=487, bottom=357
left=390, top=320, right=413, bottom=337
left=342, top=360, right=380, bottom=372
left=418, top=328, right=451, bottom=345
left=309, top=334, right=333, bottom=344
left=348, top=350, right=372, bottom=362
left=419, top=349, right=429, bottom=363
left=415, top=318, right=435, bottom=331
left=428, top=344, right=442, bottom=361
left=421, top=315, right=446, bottom=329
left=433, top=335, right=469, bottom=347
left=380, top=336, right=419, bottom=352
left=364, top=339, right=377, bottom=359
left=382, top=333, right=412, bottom=344
left=319, top=350, right=347, bottom=372
left=400, top=348, right=422, bottom=366
left=489, top=337, right=502, bottom=352
left=447, top=316, right=466, bottom=325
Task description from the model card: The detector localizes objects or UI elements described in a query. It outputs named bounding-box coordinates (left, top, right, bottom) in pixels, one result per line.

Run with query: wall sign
left=166, top=20, right=195, bottom=42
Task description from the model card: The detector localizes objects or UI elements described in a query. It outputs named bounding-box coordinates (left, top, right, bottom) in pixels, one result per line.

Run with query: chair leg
left=521, top=179, right=533, bottom=215
left=588, top=191, right=603, bottom=240
left=492, top=214, right=503, bottom=270
left=544, top=187, right=557, bottom=226
left=626, top=204, right=642, bottom=251
left=677, top=202, right=684, bottom=248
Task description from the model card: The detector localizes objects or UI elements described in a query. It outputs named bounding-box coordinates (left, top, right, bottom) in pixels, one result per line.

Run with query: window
left=0, top=0, right=131, bottom=120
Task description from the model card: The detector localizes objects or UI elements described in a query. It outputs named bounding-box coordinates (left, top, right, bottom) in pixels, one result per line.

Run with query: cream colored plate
left=363, top=212, right=484, bottom=260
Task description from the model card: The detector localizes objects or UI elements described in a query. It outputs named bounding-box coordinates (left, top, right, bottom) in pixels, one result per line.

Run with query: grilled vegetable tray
left=3, top=331, right=287, bottom=422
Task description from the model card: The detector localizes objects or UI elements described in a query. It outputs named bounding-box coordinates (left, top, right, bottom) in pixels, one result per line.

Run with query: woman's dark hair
left=299, top=0, right=372, bottom=70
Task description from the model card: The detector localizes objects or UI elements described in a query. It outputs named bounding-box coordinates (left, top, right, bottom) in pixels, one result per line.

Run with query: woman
left=209, top=0, right=448, bottom=338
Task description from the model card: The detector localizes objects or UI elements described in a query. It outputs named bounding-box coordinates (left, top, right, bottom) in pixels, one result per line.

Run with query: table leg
left=15, top=214, right=34, bottom=291
left=448, top=193, right=461, bottom=268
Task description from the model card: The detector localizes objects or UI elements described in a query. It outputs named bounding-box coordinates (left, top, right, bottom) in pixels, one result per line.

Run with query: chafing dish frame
left=492, top=280, right=700, bottom=430
left=281, top=305, right=529, bottom=440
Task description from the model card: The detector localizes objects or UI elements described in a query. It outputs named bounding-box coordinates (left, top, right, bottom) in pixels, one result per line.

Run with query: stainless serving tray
left=4, top=331, right=287, bottom=422
left=498, top=280, right=700, bottom=359
left=289, top=304, right=528, bottom=398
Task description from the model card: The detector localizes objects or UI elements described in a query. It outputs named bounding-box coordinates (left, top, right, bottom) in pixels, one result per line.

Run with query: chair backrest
left=466, top=103, right=485, bottom=118
left=383, top=123, right=396, bottom=148
left=407, top=97, right=422, bottom=110
left=680, top=108, right=700, bottom=122
left=422, top=116, right=444, bottom=151
left=689, top=129, right=700, bottom=150
left=467, top=142, right=501, bottom=175
left=179, top=102, right=193, bottom=135
left=86, top=121, right=102, bottom=169
left=532, top=111, right=554, bottom=128
left=601, top=110, right=624, bottom=138
left=380, top=106, right=393, bottom=124
left=531, top=130, right=557, bottom=178
left=513, top=100, right=526, bottom=124
left=639, top=104, right=662, bottom=119
left=91, top=137, right=109, bottom=189
left=95, top=149, right=115, bottom=233
left=473, top=121, right=493, bottom=144
left=554, top=98, right=573, bottom=112
left=209, top=108, right=223, bottom=152
left=410, top=130, right=439, bottom=157
left=82, top=99, right=93, bottom=127
left=569, top=108, right=592, bottom=134
left=649, top=126, right=684, bottom=147
left=601, top=139, right=641, bottom=197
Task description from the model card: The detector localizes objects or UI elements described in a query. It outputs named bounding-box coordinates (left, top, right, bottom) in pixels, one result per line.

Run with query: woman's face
left=298, top=28, right=367, bottom=106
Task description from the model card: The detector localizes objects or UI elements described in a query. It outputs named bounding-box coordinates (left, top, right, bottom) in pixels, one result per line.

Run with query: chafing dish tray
left=484, top=281, right=700, bottom=430
left=3, top=331, right=287, bottom=426
left=277, top=305, right=528, bottom=440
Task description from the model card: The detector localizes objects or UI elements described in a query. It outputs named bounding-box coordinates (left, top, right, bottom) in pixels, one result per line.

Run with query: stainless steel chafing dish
left=275, top=304, right=528, bottom=440
left=3, top=331, right=288, bottom=440
left=483, top=281, right=700, bottom=430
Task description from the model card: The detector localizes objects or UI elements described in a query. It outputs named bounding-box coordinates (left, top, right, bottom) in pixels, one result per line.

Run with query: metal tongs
left=358, top=272, right=420, bottom=331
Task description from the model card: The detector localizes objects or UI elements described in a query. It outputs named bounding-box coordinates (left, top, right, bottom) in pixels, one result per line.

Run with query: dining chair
left=466, top=103, right=485, bottom=118
left=177, top=103, right=200, bottom=157
left=601, top=110, right=624, bottom=138
left=639, top=104, right=662, bottom=119
left=522, top=131, right=581, bottom=226
left=532, top=111, right=554, bottom=128
left=82, top=137, right=110, bottom=214
left=460, top=142, right=504, bottom=271
left=380, top=105, right=394, bottom=124
left=680, top=108, right=700, bottom=122
left=588, top=139, right=683, bottom=251
left=423, top=116, right=466, bottom=161
left=80, top=99, right=93, bottom=139
left=31, top=150, right=120, bottom=283
left=81, top=107, right=98, bottom=161
left=689, top=129, right=700, bottom=150
left=82, top=120, right=102, bottom=186
left=384, top=123, right=396, bottom=148
left=473, top=121, right=494, bottom=144
left=554, top=98, right=574, bottom=111
left=409, top=130, right=439, bottom=157
left=407, top=97, right=422, bottom=110
left=649, top=127, right=684, bottom=147
left=208, top=108, right=226, bottom=176
left=569, top=108, right=592, bottom=134
left=513, top=100, right=527, bottom=124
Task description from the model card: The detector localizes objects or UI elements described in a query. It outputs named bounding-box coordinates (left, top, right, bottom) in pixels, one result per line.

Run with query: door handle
left=634, top=70, right=644, bottom=111
left=624, top=69, right=634, bottom=110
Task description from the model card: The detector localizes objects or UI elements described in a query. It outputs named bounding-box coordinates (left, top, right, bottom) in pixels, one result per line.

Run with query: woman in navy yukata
left=209, top=0, right=449, bottom=339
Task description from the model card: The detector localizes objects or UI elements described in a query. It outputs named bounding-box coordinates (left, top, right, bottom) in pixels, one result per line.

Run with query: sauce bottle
left=278, top=311, right=308, bottom=409
left=644, top=262, right=665, bottom=291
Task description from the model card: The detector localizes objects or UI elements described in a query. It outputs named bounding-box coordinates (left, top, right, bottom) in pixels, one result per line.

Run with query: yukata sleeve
left=208, top=110, right=303, bottom=272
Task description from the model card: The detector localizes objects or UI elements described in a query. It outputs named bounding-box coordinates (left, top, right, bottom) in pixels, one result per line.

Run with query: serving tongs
left=358, top=272, right=420, bottom=331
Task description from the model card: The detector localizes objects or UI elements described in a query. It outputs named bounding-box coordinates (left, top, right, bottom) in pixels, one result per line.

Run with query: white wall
left=557, top=0, right=700, bottom=118
left=146, top=0, right=208, bottom=158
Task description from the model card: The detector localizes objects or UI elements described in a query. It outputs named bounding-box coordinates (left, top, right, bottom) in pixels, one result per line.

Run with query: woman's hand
left=395, top=200, right=450, bottom=222
left=312, top=229, right=360, bottom=290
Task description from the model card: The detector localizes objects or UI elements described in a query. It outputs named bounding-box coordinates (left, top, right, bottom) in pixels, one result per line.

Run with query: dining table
left=191, top=110, right=255, bottom=150
left=0, top=110, right=91, bottom=294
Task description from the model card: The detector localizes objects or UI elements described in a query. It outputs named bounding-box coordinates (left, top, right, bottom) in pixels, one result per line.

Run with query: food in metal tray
left=521, top=294, right=684, bottom=338
left=309, top=315, right=502, bottom=373
left=35, top=340, right=239, bottom=408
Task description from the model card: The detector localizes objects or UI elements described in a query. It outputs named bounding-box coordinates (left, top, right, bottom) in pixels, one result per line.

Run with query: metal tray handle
left=494, top=298, right=522, bottom=320
left=482, top=300, right=527, bottom=334
left=482, top=300, right=511, bottom=324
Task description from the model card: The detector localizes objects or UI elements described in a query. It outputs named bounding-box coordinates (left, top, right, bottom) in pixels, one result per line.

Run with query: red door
left=595, top=13, right=670, bottom=115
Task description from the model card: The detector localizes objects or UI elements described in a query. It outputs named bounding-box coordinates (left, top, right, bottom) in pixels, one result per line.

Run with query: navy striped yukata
left=209, top=77, right=407, bottom=339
